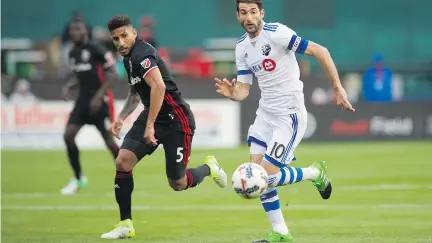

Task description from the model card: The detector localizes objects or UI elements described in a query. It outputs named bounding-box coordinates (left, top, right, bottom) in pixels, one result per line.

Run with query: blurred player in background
left=100, top=15, right=227, bottom=239
left=215, top=0, right=355, bottom=242
left=61, top=20, right=119, bottom=195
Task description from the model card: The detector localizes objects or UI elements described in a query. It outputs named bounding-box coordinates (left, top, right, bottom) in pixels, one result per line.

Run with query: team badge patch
left=140, top=58, right=151, bottom=69
left=81, top=49, right=90, bottom=62
left=262, top=44, right=271, bottom=56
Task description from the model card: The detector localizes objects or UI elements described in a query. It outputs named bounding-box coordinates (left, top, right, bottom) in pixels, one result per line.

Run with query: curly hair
left=107, top=14, right=132, bottom=32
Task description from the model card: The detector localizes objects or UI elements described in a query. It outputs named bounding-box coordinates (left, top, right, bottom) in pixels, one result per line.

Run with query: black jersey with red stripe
left=68, top=42, right=115, bottom=103
left=123, top=38, right=195, bottom=134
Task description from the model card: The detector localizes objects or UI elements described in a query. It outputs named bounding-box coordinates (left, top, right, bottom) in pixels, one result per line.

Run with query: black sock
left=66, top=142, right=81, bottom=180
left=115, top=171, right=134, bottom=220
left=185, top=164, right=211, bottom=188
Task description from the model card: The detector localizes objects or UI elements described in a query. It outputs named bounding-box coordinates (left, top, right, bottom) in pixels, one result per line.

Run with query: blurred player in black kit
left=100, top=15, right=227, bottom=239
left=61, top=20, right=119, bottom=195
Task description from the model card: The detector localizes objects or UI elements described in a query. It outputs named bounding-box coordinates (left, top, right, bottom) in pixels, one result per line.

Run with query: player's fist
left=334, top=86, right=355, bottom=112
left=111, top=119, right=124, bottom=139
left=215, top=78, right=236, bottom=99
left=62, top=87, right=71, bottom=101
left=144, top=124, right=158, bottom=146
left=90, top=97, right=103, bottom=115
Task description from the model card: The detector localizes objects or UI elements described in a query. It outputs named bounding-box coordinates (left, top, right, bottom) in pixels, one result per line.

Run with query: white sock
left=260, top=187, right=289, bottom=235
left=268, top=166, right=319, bottom=187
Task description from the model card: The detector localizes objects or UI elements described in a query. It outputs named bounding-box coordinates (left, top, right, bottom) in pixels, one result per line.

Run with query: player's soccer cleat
left=253, top=231, right=293, bottom=243
left=205, top=155, right=227, bottom=188
left=311, top=160, right=332, bottom=200
left=101, top=219, right=136, bottom=239
left=60, top=176, right=88, bottom=195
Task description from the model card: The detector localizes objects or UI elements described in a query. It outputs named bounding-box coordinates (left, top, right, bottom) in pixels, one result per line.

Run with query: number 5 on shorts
left=176, top=147, right=184, bottom=163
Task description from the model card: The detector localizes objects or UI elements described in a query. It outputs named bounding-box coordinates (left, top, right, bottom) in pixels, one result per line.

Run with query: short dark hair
left=236, top=0, right=263, bottom=12
left=107, top=14, right=132, bottom=32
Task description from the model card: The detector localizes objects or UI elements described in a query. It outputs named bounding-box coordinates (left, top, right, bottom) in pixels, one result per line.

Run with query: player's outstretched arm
left=118, top=86, right=140, bottom=121
left=215, top=78, right=250, bottom=102
left=304, top=42, right=355, bottom=112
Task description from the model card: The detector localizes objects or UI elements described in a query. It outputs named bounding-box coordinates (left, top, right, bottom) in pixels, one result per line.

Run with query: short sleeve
left=138, top=56, right=159, bottom=78
left=92, top=44, right=115, bottom=69
left=271, top=24, right=309, bottom=54
left=235, top=44, right=253, bottom=85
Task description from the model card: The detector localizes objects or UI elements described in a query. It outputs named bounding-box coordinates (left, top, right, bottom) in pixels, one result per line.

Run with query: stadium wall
left=1, top=100, right=241, bottom=150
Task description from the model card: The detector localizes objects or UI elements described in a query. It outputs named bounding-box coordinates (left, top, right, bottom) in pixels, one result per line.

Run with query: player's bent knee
left=115, top=149, right=137, bottom=172
left=168, top=178, right=187, bottom=191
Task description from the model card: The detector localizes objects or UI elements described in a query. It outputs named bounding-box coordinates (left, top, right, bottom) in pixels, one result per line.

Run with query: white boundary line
left=2, top=204, right=432, bottom=211
left=3, top=184, right=431, bottom=199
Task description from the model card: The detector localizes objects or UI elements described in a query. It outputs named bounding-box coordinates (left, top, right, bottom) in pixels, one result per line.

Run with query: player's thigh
left=162, top=130, right=193, bottom=181
left=66, top=105, right=86, bottom=128
left=248, top=115, right=273, bottom=157
left=120, top=120, right=159, bottom=162
left=263, top=112, right=304, bottom=170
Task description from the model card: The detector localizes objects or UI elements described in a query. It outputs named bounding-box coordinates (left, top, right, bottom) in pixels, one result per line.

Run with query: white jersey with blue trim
left=235, top=22, right=309, bottom=115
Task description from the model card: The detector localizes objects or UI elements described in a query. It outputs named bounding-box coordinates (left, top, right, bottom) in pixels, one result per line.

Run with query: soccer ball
left=232, top=162, right=269, bottom=199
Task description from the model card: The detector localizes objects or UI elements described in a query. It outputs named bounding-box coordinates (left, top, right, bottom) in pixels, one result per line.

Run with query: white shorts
left=247, top=106, right=308, bottom=167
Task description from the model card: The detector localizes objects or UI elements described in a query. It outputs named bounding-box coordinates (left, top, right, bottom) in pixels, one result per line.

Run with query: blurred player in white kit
left=215, top=0, right=355, bottom=242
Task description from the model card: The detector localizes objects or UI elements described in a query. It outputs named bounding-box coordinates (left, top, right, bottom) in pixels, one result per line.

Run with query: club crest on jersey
left=81, top=49, right=90, bottom=62
left=262, top=44, right=271, bottom=56
left=140, top=58, right=151, bottom=69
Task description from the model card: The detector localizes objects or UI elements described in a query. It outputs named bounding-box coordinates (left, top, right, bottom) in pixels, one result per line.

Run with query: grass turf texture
left=2, top=141, right=432, bottom=243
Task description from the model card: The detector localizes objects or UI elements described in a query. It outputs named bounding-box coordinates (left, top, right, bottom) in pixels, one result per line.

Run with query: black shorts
left=67, top=102, right=111, bottom=131
left=121, top=112, right=194, bottom=180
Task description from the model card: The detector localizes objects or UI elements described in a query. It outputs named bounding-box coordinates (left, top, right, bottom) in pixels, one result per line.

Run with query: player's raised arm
left=274, top=24, right=354, bottom=111
left=303, top=41, right=354, bottom=111
left=214, top=42, right=251, bottom=102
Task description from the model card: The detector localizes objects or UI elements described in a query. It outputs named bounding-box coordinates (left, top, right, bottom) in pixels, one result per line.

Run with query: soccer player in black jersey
left=61, top=20, right=120, bottom=195
left=100, top=15, right=228, bottom=239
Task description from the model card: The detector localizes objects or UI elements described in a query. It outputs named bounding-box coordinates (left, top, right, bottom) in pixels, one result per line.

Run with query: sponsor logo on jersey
left=262, top=44, right=271, bottom=56
left=262, top=59, right=276, bottom=72
left=71, top=63, right=92, bottom=72
left=140, top=58, right=151, bottom=69
left=130, top=76, right=142, bottom=85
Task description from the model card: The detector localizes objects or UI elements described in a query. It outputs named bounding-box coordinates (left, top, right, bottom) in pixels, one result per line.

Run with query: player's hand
left=334, top=86, right=355, bottom=112
left=111, top=119, right=124, bottom=139
left=62, top=87, right=71, bottom=101
left=215, top=78, right=236, bottom=99
left=90, top=98, right=103, bottom=115
left=144, top=124, right=158, bottom=146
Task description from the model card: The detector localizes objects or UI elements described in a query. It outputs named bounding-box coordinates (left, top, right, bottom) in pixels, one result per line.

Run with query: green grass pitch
left=2, top=141, right=432, bottom=243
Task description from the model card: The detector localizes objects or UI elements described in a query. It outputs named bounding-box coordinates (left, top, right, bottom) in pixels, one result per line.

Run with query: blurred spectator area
left=1, top=0, right=431, bottom=102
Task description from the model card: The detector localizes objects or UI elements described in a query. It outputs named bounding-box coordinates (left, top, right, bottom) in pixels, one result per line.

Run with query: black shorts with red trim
left=67, top=100, right=111, bottom=131
left=121, top=110, right=195, bottom=180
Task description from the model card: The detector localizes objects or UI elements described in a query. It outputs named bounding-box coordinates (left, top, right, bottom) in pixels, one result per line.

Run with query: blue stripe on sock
left=277, top=168, right=286, bottom=186
left=260, top=188, right=278, bottom=200
left=295, top=168, right=303, bottom=182
left=287, top=167, right=295, bottom=184
left=262, top=200, right=280, bottom=212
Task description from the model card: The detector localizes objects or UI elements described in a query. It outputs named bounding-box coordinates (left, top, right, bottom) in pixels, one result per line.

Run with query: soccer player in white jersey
left=215, top=0, right=355, bottom=242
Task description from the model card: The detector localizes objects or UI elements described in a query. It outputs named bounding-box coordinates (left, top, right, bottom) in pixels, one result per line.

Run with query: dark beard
left=243, top=21, right=262, bottom=37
